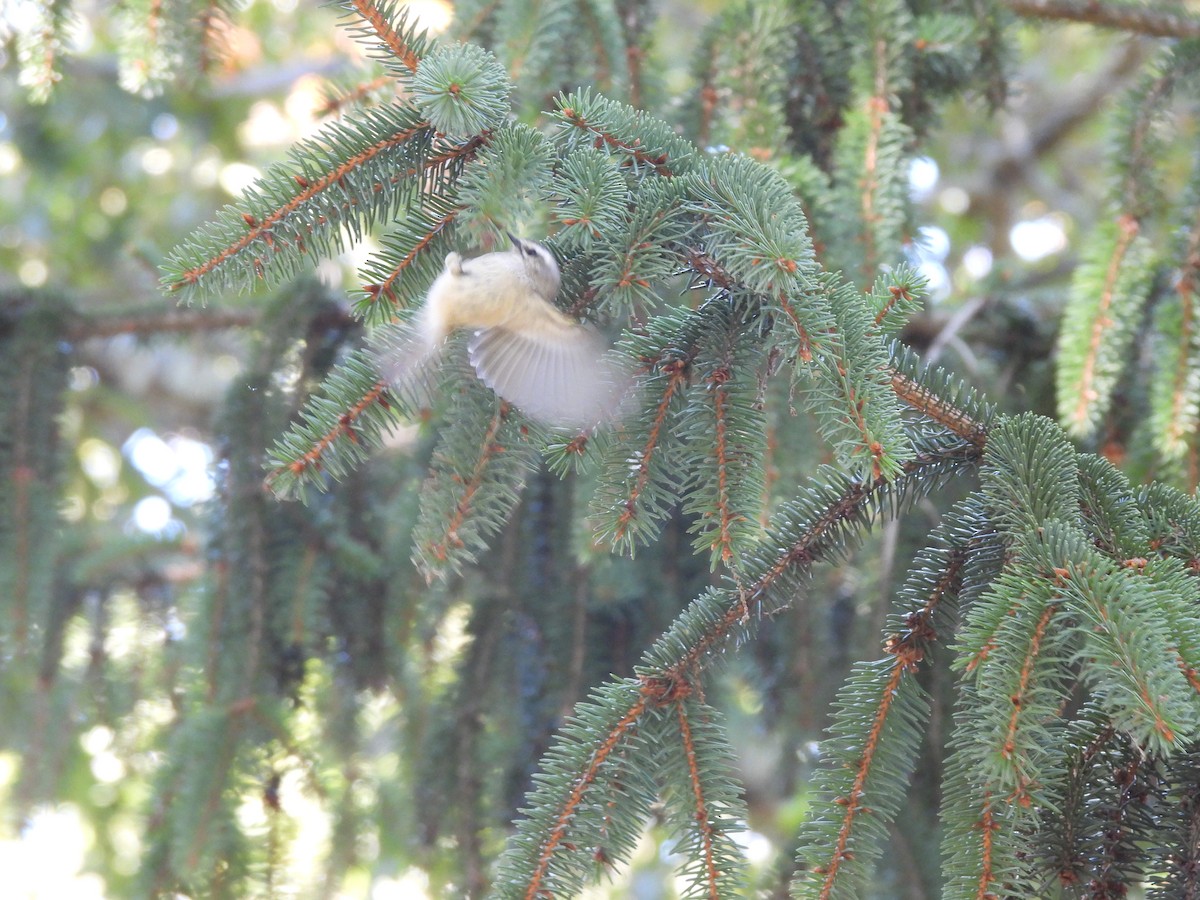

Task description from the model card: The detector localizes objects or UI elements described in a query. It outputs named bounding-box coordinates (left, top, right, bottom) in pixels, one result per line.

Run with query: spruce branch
left=315, top=73, right=395, bottom=118
left=555, top=89, right=698, bottom=178
left=263, top=345, right=417, bottom=500
left=679, top=305, right=768, bottom=568
left=417, top=400, right=510, bottom=575
left=265, top=375, right=391, bottom=498
left=652, top=438, right=983, bottom=681
left=796, top=656, right=931, bottom=897
left=332, top=0, right=429, bottom=74
left=605, top=358, right=689, bottom=547
left=162, top=104, right=445, bottom=301
left=1151, top=188, right=1200, bottom=461
left=411, top=376, right=544, bottom=580
left=793, top=506, right=996, bottom=896
left=502, top=437, right=982, bottom=896
left=1056, top=214, right=1154, bottom=438
left=356, top=201, right=462, bottom=323
left=698, top=369, right=740, bottom=566
left=672, top=700, right=719, bottom=895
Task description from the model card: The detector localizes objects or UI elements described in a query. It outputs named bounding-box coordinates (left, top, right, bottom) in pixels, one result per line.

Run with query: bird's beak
left=506, top=230, right=520, bottom=247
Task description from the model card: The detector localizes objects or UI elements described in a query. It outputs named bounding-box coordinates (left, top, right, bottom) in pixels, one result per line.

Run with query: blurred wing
left=367, top=319, right=441, bottom=412
left=468, top=322, right=621, bottom=429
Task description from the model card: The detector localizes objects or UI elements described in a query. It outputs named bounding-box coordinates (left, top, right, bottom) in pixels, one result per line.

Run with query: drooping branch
left=675, top=699, right=721, bottom=900
left=515, top=437, right=984, bottom=898
left=1065, top=214, right=1141, bottom=433
left=613, top=364, right=689, bottom=542
left=1002, top=0, right=1200, bottom=40
left=667, top=441, right=984, bottom=682
left=66, top=308, right=261, bottom=341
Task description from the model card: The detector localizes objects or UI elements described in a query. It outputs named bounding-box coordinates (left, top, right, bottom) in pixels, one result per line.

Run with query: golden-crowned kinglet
left=377, top=234, right=621, bottom=428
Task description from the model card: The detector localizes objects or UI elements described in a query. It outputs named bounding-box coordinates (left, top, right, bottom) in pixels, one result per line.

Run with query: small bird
left=376, top=233, right=621, bottom=429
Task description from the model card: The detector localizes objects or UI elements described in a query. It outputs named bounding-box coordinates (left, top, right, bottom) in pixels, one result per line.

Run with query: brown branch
left=518, top=441, right=982, bottom=897
left=810, top=551, right=965, bottom=890
left=680, top=250, right=989, bottom=451
left=838, top=362, right=888, bottom=481
left=613, top=365, right=689, bottom=541
left=889, top=370, right=988, bottom=449
left=168, top=122, right=432, bottom=292
left=708, top=371, right=740, bottom=565
left=558, top=105, right=675, bottom=177
left=1067, top=214, right=1140, bottom=432
left=315, top=74, right=394, bottom=118
left=524, top=692, right=649, bottom=900
left=859, top=39, right=892, bottom=284
left=668, top=441, right=982, bottom=682
left=364, top=207, right=461, bottom=309
left=66, top=308, right=259, bottom=341
left=424, top=402, right=510, bottom=565
left=1121, top=70, right=1177, bottom=218
left=350, top=0, right=421, bottom=72
left=1002, top=0, right=1200, bottom=39
left=1162, top=207, right=1200, bottom=456
left=873, top=284, right=909, bottom=330
left=1000, top=602, right=1057, bottom=807
left=266, top=378, right=391, bottom=488
left=814, top=659, right=910, bottom=896
left=975, top=793, right=1000, bottom=900
left=676, top=700, right=720, bottom=899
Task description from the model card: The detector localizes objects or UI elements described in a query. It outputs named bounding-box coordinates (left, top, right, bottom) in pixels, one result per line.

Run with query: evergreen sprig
left=794, top=499, right=982, bottom=898
left=162, top=102, right=442, bottom=303
left=329, top=0, right=433, bottom=77
left=1055, top=213, right=1156, bottom=439
left=1054, top=41, right=1200, bottom=456
left=411, top=42, right=512, bottom=137
left=264, top=347, right=407, bottom=502
left=411, top=360, right=543, bottom=580
left=677, top=303, right=769, bottom=569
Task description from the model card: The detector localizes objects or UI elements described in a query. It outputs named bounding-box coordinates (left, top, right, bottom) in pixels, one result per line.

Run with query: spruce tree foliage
left=1055, top=40, right=1200, bottom=480
left=154, top=1, right=1200, bottom=895
left=9, top=0, right=1200, bottom=897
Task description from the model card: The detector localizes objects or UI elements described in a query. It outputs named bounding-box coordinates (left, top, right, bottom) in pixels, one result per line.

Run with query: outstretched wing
left=468, top=321, right=622, bottom=429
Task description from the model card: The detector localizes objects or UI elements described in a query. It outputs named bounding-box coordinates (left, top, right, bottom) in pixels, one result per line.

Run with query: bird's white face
left=511, top=237, right=561, bottom=302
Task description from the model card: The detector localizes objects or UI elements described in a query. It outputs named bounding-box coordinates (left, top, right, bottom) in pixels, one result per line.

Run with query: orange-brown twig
left=351, top=0, right=421, bottom=72
left=364, top=207, right=461, bottom=308
left=999, top=603, right=1056, bottom=806
left=676, top=700, right=720, bottom=899
left=424, top=402, right=509, bottom=564
left=559, top=106, right=675, bottom=177
left=614, top=365, right=689, bottom=541
left=1068, top=214, right=1140, bottom=431
left=169, top=123, right=431, bottom=292
left=524, top=693, right=649, bottom=900
left=268, top=378, right=391, bottom=487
